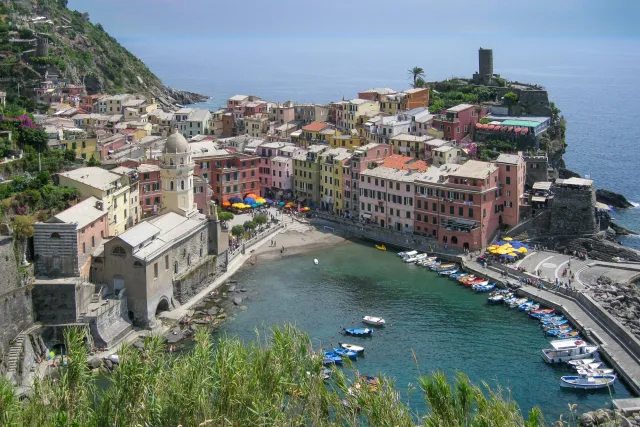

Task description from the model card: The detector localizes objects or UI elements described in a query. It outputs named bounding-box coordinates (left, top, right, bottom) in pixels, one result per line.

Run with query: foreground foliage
left=0, top=326, right=546, bottom=426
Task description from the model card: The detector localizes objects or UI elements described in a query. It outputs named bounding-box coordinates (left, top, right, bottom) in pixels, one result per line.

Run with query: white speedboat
left=404, top=253, right=427, bottom=263
left=560, top=374, right=616, bottom=389
left=542, top=339, right=599, bottom=363
left=362, top=316, right=386, bottom=327
left=398, top=250, right=417, bottom=258
left=568, top=358, right=596, bottom=367
left=339, top=343, right=365, bottom=354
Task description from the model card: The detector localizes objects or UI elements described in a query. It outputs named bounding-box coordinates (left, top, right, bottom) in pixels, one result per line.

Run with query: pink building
left=193, top=175, right=213, bottom=214
left=273, top=104, right=295, bottom=125
left=243, top=101, right=267, bottom=116
left=33, top=196, right=109, bottom=278
left=345, top=143, right=391, bottom=215
left=98, top=133, right=126, bottom=160
left=414, top=160, right=500, bottom=250
left=431, top=103, right=486, bottom=141
left=138, top=162, right=162, bottom=217
left=359, top=167, right=422, bottom=231
left=495, top=153, right=526, bottom=227
left=257, top=141, right=301, bottom=199
left=270, top=156, right=293, bottom=197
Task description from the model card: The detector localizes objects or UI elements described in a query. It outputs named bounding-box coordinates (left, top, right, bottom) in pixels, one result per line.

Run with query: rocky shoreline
left=586, top=276, right=640, bottom=339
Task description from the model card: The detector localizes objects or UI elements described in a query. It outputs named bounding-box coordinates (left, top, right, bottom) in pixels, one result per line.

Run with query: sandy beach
left=248, top=227, right=347, bottom=262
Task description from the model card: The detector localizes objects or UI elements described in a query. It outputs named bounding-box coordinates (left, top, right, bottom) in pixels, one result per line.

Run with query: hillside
left=0, top=0, right=206, bottom=107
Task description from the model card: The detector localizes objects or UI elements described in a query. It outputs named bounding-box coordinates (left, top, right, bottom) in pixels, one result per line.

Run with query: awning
left=362, top=213, right=372, bottom=219
left=531, top=196, right=547, bottom=202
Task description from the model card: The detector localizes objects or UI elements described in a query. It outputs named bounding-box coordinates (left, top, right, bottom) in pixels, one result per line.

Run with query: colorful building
left=495, top=153, right=527, bottom=227
left=389, top=134, right=431, bottom=159
left=293, top=145, right=329, bottom=207
left=245, top=114, right=270, bottom=138
left=432, top=103, right=484, bottom=141
left=59, top=128, right=98, bottom=160
left=319, top=148, right=351, bottom=214
left=329, top=134, right=366, bottom=149
left=403, top=88, right=430, bottom=110
left=344, top=143, right=391, bottom=216
left=342, top=99, right=380, bottom=132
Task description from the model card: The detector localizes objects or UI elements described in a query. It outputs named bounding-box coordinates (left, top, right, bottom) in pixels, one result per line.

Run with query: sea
left=213, top=242, right=632, bottom=422
left=122, top=35, right=640, bottom=247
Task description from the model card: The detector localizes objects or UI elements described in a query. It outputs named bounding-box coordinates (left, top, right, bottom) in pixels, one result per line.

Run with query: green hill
left=0, top=0, right=205, bottom=107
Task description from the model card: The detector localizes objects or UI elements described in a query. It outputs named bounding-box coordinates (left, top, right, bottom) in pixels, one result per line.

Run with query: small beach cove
left=212, top=239, right=633, bottom=421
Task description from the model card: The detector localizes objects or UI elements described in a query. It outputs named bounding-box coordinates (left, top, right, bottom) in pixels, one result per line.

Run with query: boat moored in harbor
left=342, top=327, right=373, bottom=337
left=339, top=343, right=365, bottom=354
left=560, top=374, right=616, bottom=389
left=542, top=339, right=599, bottom=363
left=362, top=316, right=386, bottom=327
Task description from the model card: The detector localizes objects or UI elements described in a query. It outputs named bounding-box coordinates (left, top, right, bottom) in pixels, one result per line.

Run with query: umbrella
left=251, top=203, right=257, bottom=208
left=246, top=193, right=258, bottom=199
left=229, top=196, right=242, bottom=203
left=503, top=237, right=513, bottom=241
left=279, top=201, right=285, bottom=206
left=518, top=247, right=528, bottom=253
left=255, top=201, right=264, bottom=206
left=222, top=201, right=231, bottom=207
left=265, top=199, right=273, bottom=204
left=505, top=254, right=516, bottom=259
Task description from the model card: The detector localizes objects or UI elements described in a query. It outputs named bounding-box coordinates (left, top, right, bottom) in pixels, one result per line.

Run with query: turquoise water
left=214, top=241, right=632, bottom=421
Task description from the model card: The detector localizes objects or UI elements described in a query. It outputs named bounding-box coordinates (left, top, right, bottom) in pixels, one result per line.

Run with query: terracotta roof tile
left=302, top=121, right=329, bottom=132
left=381, top=154, right=429, bottom=172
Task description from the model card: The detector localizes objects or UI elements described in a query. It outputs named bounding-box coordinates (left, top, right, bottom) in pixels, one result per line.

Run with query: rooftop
left=137, top=163, right=161, bottom=173
left=349, top=98, right=372, bottom=105
left=302, top=121, right=330, bottom=132
left=361, top=166, right=424, bottom=182
left=403, top=87, right=428, bottom=94
left=59, top=167, right=122, bottom=191
left=390, top=133, right=430, bottom=142
left=415, top=164, right=462, bottom=184
left=271, top=155, right=292, bottom=163
left=446, top=103, right=477, bottom=113
left=555, top=177, right=593, bottom=188
left=360, top=88, right=396, bottom=95
left=495, top=153, right=522, bottom=165
left=229, top=95, right=249, bottom=102
left=382, top=155, right=428, bottom=172
left=189, top=109, right=211, bottom=122
left=49, top=196, right=106, bottom=230
left=533, top=181, right=553, bottom=191
left=308, top=144, right=329, bottom=154
left=433, top=145, right=459, bottom=153
left=449, top=160, right=497, bottom=180
left=425, top=138, right=451, bottom=148
left=111, top=166, right=135, bottom=176
left=293, top=149, right=309, bottom=161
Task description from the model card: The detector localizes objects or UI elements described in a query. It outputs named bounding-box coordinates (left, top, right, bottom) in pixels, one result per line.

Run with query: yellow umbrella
left=488, top=249, right=498, bottom=253
left=518, top=247, right=528, bottom=253
left=501, top=244, right=512, bottom=248
left=488, top=245, right=499, bottom=249
left=503, top=237, right=513, bottom=241
left=496, top=249, right=509, bottom=255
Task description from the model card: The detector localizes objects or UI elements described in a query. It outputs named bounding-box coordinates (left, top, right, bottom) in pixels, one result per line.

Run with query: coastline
left=248, top=229, right=348, bottom=262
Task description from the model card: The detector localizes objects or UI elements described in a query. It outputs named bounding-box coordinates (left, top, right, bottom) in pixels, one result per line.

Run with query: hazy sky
left=68, top=0, right=639, bottom=40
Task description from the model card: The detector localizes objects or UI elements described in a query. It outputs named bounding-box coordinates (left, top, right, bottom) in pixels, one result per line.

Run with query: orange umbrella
left=245, top=193, right=258, bottom=199
left=222, top=201, right=231, bottom=207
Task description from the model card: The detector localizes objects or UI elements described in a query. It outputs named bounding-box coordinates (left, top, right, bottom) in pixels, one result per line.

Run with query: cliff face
left=0, top=0, right=206, bottom=107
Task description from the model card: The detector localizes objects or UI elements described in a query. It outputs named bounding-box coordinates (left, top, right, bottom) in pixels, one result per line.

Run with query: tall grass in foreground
left=0, top=325, right=547, bottom=426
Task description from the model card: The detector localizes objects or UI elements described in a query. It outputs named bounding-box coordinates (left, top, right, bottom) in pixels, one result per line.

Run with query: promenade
left=460, top=257, right=640, bottom=395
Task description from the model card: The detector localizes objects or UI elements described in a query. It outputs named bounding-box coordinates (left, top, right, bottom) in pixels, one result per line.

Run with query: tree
left=253, top=214, right=267, bottom=229
left=408, top=66, right=425, bottom=87
left=12, top=215, right=34, bottom=265
left=243, top=220, right=257, bottom=232
left=503, top=91, right=519, bottom=106
left=86, top=154, right=101, bottom=166
left=64, top=149, right=77, bottom=162
left=429, top=99, right=446, bottom=114
left=413, top=77, right=426, bottom=88
left=219, top=211, right=234, bottom=223
left=16, top=128, right=49, bottom=151
left=231, top=225, right=245, bottom=238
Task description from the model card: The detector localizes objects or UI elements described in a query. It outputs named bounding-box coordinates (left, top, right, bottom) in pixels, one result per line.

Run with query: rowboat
left=362, top=316, right=386, bottom=327
left=524, top=303, right=540, bottom=313
left=556, top=331, right=580, bottom=340
left=439, top=268, right=459, bottom=276
left=323, top=351, right=343, bottom=365
left=574, top=362, right=602, bottom=370
left=576, top=368, right=615, bottom=376
left=458, top=275, right=475, bottom=283
left=488, top=294, right=505, bottom=304
left=404, top=253, right=428, bottom=263
left=398, top=250, right=417, bottom=258
left=473, top=283, right=495, bottom=292
left=568, top=358, right=596, bottom=367
left=333, top=347, right=358, bottom=360
left=376, top=244, right=387, bottom=251
left=560, top=374, right=616, bottom=389
left=339, top=343, right=365, bottom=354
left=314, top=259, right=319, bottom=265
left=342, top=328, right=373, bottom=337
left=539, top=315, right=566, bottom=324
left=518, top=301, right=534, bottom=311
left=530, top=308, right=554, bottom=317
left=542, top=339, right=599, bottom=363
left=449, top=273, right=467, bottom=280
left=541, top=319, right=569, bottom=328
left=466, top=279, right=488, bottom=288
left=546, top=327, right=572, bottom=337
left=431, top=263, right=455, bottom=271
left=509, top=298, right=528, bottom=308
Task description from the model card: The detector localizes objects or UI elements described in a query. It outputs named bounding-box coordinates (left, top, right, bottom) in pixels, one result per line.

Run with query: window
left=170, top=181, right=174, bottom=191
left=483, top=208, right=486, bottom=218
left=432, top=202, right=437, bottom=212
left=417, top=200, right=422, bottom=209
left=432, top=216, right=437, bottom=224
left=406, top=211, right=411, bottom=219
left=111, top=246, right=126, bottom=256
left=440, top=204, right=445, bottom=213
left=114, top=215, right=117, bottom=223
left=174, top=261, right=179, bottom=274
left=181, top=180, right=185, bottom=190
left=458, top=207, right=463, bottom=216
left=506, top=190, right=511, bottom=197
left=417, top=213, right=422, bottom=221
left=82, top=242, right=86, bottom=254
left=506, top=165, right=511, bottom=172
left=165, top=255, right=169, bottom=270
left=468, top=194, right=473, bottom=202
left=506, top=177, right=511, bottom=185
left=468, top=208, right=474, bottom=218
left=50, top=232, right=61, bottom=239
left=187, top=254, right=191, bottom=266
left=449, top=206, right=454, bottom=215
left=92, top=236, right=95, bottom=246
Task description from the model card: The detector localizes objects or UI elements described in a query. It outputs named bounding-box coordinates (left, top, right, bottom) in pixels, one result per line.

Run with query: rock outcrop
left=587, top=277, right=640, bottom=339
left=597, top=189, right=635, bottom=209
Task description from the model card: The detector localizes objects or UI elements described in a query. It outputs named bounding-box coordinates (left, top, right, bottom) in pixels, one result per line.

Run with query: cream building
left=160, top=130, right=199, bottom=217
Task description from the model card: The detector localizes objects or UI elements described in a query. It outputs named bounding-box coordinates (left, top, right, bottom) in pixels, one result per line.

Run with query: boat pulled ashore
left=542, top=339, right=599, bottom=363
left=362, top=316, right=386, bottom=327
left=560, top=373, right=616, bottom=389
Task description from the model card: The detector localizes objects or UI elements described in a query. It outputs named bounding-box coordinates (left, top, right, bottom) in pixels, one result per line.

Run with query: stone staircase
left=4, top=324, right=39, bottom=382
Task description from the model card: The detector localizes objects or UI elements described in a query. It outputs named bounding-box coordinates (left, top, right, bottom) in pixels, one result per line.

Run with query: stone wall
left=0, top=236, right=20, bottom=295
left=523, top=155, right=548, bottom=188
left=33, top=223, right=78, bottom=277
left=549, top=183, right=597, bottom=236
left=173, top=254, right=218, bottom=304
left=32, top=281, right=94, bottom=324
left=89, top=295, right=132, bottom=348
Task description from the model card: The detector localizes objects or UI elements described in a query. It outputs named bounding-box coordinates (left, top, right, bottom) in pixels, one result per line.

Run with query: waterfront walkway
left=460, top=258, right=640, bottom=394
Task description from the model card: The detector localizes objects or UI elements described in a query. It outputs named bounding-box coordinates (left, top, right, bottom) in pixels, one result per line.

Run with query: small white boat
left=398, top=250, right=417, bottom=258
left=577, top=368, right=615, bottom=376
left=362, top=316, right=386, bottom=326
left=339, top=343, right=365, bottom=354
left=568, top=358, right=595, bottom=367
left=560, top=374, right=616, bottom=389
left=573, top=362, right=601, bottom=370
left=404, top=253, right=427, bottom=263
left=314, top=259, right=319, bottom=265
left=508, top=297, right=528, bottom=309
left=542, top=339, right=599, bottom=363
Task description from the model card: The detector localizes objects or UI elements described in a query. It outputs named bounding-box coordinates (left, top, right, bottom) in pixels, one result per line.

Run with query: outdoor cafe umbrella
left=222, top=201, right=231, bottom=207
left=279, top=201, right=285, bottom=206
left=230, top=196, right=242, bottom=203
left=503, top=237, right=513, bottom=241
left=246, top=193, right=258, bottom=199
left=517, top=247, right=528, bottom=253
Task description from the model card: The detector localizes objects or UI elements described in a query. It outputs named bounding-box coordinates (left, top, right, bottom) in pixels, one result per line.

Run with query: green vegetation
left=218, top=211, right=234, bottom=223
left=0, top=325, right=549, bottom=426
left=429, top=80, right=497, bottom=112
left=253, top=213, right=268, bottom=228
left=231, top=224, right=245, bottom=238
left=408, top=66, right=426, bottom=88
left=503, top=91, right=519, bottom=107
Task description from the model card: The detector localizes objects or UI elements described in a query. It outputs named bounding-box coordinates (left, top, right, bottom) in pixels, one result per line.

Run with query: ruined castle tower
left=479, top=48, right=493, bottom=83
left=549, top=178, right=598, bottom=236
left=36, top=36, right=49, bottom=57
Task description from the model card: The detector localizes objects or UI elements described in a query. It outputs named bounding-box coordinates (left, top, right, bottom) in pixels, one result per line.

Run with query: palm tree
left=408, top=66, right=426, bottom=87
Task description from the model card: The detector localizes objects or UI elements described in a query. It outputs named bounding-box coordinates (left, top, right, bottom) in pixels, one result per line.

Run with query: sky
left=68, top=0, right=640, bottom=40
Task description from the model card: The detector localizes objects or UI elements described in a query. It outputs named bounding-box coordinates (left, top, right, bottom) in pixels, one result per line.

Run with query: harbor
left=213, top=240, right=633, bottom=420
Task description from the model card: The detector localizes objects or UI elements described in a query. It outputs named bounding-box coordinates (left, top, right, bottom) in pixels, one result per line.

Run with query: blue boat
left=449, top=273, right=467, bottom=280
left=333, top=348, right=358, bottom=360
left=473, top=283, right=495, bottom=292
left=547, top=327, right=573, bottom=337
left=541, top=319, right=569, bottom=328
left=538, top=315, right=565, bottom=323
left=518, top=301, right=534, bottom=311
left=323, top=351, right=343, bottom=365
left=343, top=328, right=373, bottom=337
left=439, top=268, right=458, bottom=276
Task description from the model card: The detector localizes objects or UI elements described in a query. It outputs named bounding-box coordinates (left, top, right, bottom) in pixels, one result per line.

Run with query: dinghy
left=488, top=293, right=505, bottom=304
left=343, top=328, right=373, bottom=337
left=339, top=343, right=365, bottom=354
left=323, top=351, right=343, bottom=365
left=568, top=358, right=596, bottom=367
left=362, top=316, right=386, bottom=327
left=574, top=362, right=602, bottom=370
left=560, top=374, right=616, bottom=389
left=398, top=250, right=417, bottom=258
left=333, top=347, right=358, bottom=360
left=509, top=297, right=528, bottom=308
left=375, top=244, right=387, bottom=251
left=439, top=268, right=458, bottom=276
left=576, top=368, right=615, bottom=376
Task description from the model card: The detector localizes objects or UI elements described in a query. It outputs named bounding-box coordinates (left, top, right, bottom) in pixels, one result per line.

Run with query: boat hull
left=560, top=375, right=616, bottom=389
left=542, top=346, right=599, bottom=363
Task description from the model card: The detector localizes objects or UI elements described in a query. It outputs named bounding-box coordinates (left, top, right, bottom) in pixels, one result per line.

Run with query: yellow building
left=343, top=99, right=380, bottom=131
left=389, top=133, right=431, bottom=160
left=319, top=148, right=351, bottom=215
left=244, top=114, right=270, bottom=137
left=59, top=129, right=98, bottom=160
left=329, top=134, right=366, bottom=149
left=292, top=145, right=329, bottom=207
left=58, top=167, right=132, bottom=236
left=379, top=93, right=407, bottom=115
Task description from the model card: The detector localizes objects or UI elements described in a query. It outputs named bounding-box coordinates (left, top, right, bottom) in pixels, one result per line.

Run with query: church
left=99, top=130, right=228, bottom=327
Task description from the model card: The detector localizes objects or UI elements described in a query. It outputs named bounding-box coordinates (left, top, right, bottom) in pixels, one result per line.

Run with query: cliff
left=0, top=0, right=206, bottom=108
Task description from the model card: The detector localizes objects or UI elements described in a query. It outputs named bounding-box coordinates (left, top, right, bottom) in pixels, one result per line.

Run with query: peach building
left=495, top=153, right=527, bottom=227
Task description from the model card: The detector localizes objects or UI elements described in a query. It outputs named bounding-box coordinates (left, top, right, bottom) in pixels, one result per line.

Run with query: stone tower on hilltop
left=160, top=129, right=198, bottom=217
left=473, top=47, right=497, bottom=85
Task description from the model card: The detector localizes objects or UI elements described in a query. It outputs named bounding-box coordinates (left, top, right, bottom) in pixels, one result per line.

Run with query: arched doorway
left=442, top=235, right=448, bottom=243
left=155, top=298, right=170, bottom=316
left=451, top=236, right=458, bottom=245
left=463, top=242, right=470, bottom=251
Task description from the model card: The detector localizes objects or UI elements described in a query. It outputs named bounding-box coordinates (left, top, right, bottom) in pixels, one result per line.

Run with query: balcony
left=433, top=114, right=459, bottom=123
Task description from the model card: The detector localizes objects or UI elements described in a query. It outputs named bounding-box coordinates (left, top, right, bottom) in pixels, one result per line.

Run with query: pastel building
left=414, top=160, right=500, bottom=250
left=344, top=143, right=391, bottom=216
left=293, top=145, right=329, bottom=207
left=495, top=153, right=527, bottom=227
left=339, top=99, right=380, bottom=131
left=432, top=103, right=484, bottom=141
left=319, top=148, right=351, bottom=214
left=270, top=156, right=293, bottom=199
left=137, top=162, right=162, bottom=218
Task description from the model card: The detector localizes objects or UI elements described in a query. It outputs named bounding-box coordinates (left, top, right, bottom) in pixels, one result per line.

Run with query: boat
left=530, top=308, right=554, bottom=317
left=439, top=268, right=458, bottom=276
left=541, top=319, right=569, bottom=328
left=458, top=275, right=475, bottom=283
left=449, top=273, right=467, bottom=280
left=431, top=263, right=455, bottom=271
left=323, top=351, right=343, bottom=365
left=361, top=375, right=378, bottom=392
left=343, top=328, right=373, bottom=337
left=488, top=294, right=505, bottom=304
left=314, top=259, right=319, bottom=265
left=518, top=301, right=534, bottom=311
left=542, top=339, right=599, bottom=363
left=376, top=244, right=387, bottom=251
left=546, top=326, right=572, bottom=337
left=539, top=315, right=566, bottom=324
left=404, top=253, right=428, bottom=263
left=525, top=303, right=540, bottom=313
left=398, top=250, right=417, bottom=258
left=576, top=368, right=615, bottom=376
left=574, top=362, right=603, bottom=370
left=509, top=297, right=528, bottom=308
left=466, top=279, right=488, bottom=288
left=568, top=358, right=596, bottom=367
left=339, top=343, right=365, bottom=354
left=362, top=316, right=386, bottom=327
left=560, top=374, right=616, bottom=389
left=333, top=347, right=358, bottom=360
left=556, top=331, right=580, bottom=340
left=473, top=283, right=495, bottom=292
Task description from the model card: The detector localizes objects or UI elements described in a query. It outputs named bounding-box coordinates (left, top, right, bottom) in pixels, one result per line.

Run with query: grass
left=0, top=324, right=553, bottom=426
